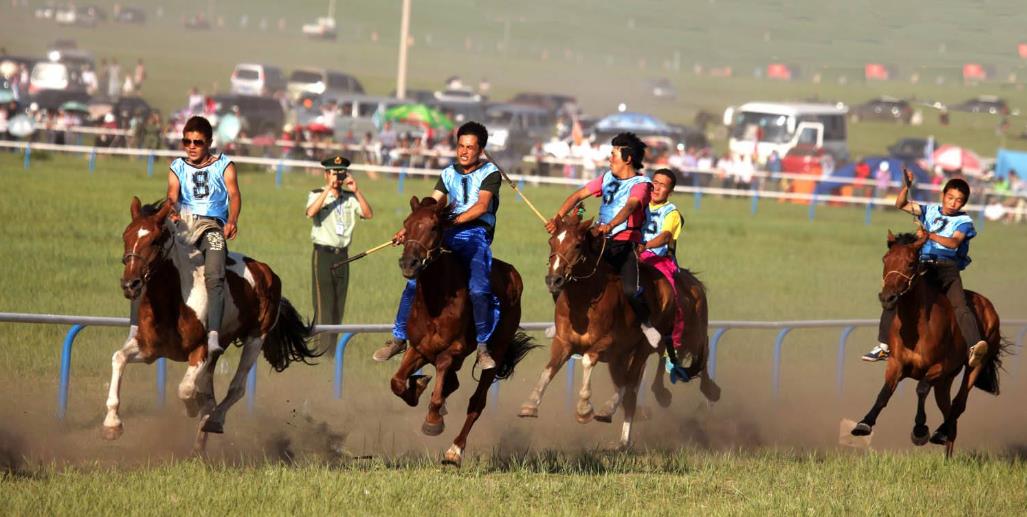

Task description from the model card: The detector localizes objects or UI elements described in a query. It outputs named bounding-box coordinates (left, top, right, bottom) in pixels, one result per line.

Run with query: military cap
left=320, top=155, right=351, bottom=170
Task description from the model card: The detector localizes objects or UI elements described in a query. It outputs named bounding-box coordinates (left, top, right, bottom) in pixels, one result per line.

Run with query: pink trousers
left=640, top=250, right=683, bottom=349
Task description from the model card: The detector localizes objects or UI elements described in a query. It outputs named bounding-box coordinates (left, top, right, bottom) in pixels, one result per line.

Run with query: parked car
left=294, top=93, right=408, bottom=138
left=509, top=92, right=579, bottom=117
left=389, top=88, right=436, bottom=104
left=301, top=17, right=337, bottom=40
left=951, top=96, right=1010, bottom=115
left=89, top=96, right=153, bottom=127
left=287, top=69, right=363, bottom=102
left=781, top=144, right=831, bottom=175
left=850, top=97, right=913, bottom=123
left=28, top=89, right=92, bottom=111
left=484, top=103, right=555, bottom=161
left=55, top=5, right=105, bottom=27
left=887, top=137, right=939, bottom=162
left=230, top=64, right=286, bottom=96
left=114, top=6, right=146, bottom=24
left=433, top=87, right=481, bottom=104
left=212, top=94, right=285, bottom=135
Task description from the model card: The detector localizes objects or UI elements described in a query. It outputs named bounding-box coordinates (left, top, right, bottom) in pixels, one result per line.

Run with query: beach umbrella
left=932, top=144, right=983, bottom=176
left=60, top=100, right=90, bottom=113
left=383, top=103, right=453, bottom=130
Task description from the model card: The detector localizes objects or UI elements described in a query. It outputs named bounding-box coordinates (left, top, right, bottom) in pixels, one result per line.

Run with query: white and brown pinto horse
left=109, top=197, right=319, bottom=451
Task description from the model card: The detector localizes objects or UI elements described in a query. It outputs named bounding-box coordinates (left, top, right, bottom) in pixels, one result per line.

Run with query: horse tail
left=973, top=336, right=1012, bottom=395
left=262, top=297, right=322, bottom=372
left=495, top=329, right=539, bottom=381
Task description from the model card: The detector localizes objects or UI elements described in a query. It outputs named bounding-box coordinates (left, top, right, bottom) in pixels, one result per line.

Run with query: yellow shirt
left=649, top=201, right=682, bottom=239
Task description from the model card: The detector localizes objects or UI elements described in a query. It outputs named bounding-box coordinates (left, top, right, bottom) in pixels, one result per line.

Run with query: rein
left=550, top=233, right=607, bottom=282
left=884, top=263, right=921, bottom=298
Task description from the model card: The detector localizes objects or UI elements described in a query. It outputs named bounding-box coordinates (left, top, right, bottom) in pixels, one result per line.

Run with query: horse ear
left=886, top=229, right=896, bottom=248
left=130, top=196, right=142, bottom=220
left=410, top=196, right=419, bottom=212
left=155, top=199, right=173, bottom=221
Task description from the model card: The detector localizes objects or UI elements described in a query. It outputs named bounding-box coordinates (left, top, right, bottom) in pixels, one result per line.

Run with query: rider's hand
left=392, top=228, right=406, bottom=245
left=224, top=222, right=238, bottom=240
left=903, top=168, right=915, bottom=188
left=343, top=175, right=358, bottom=192
left=544, top=218, right=557, bottom=234
left=595, top=223, right=611, bottom=235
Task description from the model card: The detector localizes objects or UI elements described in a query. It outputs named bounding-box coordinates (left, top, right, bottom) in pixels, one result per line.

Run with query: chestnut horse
left=851, top=230, right=1008, bottom=457
left=111, top=197, right=320, bottom=451
left=519, top=213, right=720, bottom=450
left=389, top=197, right=536, bottom=466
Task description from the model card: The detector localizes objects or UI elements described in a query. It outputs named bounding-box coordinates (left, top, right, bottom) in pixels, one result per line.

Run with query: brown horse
left=519, top=213, right=720, bottom=450
left=850, top=230, right=1007, bottom=457
left=389, top=197, right=536, bottom=466
left=110, top=197, right=320, bottom=451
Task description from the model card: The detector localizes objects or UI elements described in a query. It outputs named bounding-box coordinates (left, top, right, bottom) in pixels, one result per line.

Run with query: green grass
left=2, top=451, right=1025, bottom=515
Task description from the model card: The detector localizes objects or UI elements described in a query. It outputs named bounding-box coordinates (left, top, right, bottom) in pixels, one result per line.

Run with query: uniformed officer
left=306, top=155, right=374, bottom=353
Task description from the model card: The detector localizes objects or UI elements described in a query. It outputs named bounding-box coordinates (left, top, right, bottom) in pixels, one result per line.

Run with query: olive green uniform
left=308, top=187, right=361, bottom=353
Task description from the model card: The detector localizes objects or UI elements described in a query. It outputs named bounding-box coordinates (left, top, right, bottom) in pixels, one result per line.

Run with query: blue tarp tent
left=814, top=156, right=929, bottom=196
left=994, top=148, right=1027, bottom=180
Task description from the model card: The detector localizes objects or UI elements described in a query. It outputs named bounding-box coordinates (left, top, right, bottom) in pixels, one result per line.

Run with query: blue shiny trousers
left=392, top=225, right=501, bottom=344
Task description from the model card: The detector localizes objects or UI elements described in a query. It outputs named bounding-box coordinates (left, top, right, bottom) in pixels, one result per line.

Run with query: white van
left=30, top=62, right=73, bottom=92
left=726, top=102, right=849, bottom=163
left=230, top=64, right=286, bottom=96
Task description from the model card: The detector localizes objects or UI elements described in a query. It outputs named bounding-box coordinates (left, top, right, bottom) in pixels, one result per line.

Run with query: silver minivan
left=230, top=64, right=287, bottom=96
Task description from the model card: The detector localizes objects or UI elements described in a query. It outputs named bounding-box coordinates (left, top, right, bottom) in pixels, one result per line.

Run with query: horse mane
left=892, top=232, right=919, bottom=246
left=415, top=197, right=454, bottom=220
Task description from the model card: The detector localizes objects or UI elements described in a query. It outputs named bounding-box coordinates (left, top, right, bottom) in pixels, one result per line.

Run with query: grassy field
left=0, top=153, right=1026, bottom=513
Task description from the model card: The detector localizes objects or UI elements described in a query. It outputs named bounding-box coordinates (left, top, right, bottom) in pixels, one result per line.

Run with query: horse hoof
left=442, top=445, right=462, bottom=467
left=594, top=411, right=613, bottom=424
left=439, top=403, right=448, bottom=417
left=201, top=419, right=224, bottom=434
left=422, top=419, right=445, bottom=436
left=911, top=426, right=930, bottom=446
left=575, top=410, right=593, bottom=424
left=518, top=405, right=538, bottom=418
left=930, top=431, right=948, bottom=445
left=653, top=388, right=672, bottom=408
left=851, top=422, right=872, bottom=436
left=101, top=424, right=124, bottom=441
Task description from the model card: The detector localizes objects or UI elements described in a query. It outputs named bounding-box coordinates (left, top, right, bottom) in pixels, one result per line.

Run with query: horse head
left=399, top=196, right=449, bottom=279
left=545, top=212, right=597, bottom=295
left=879, top=228, right=928, bottom=310
left=121, top=196, right=173, bottom=300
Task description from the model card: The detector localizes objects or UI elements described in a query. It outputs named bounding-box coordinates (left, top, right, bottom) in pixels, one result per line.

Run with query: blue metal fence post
left=333, top=332, right=354, bottom=399
left=146, top=154, right=155, bottom=177
left=156, top=358, right=167, bottom=408
left=772, top=327, right=793, bottom=396
left=836, top=326, right=856, bottom=397
left=750, top=181, right=759, bottom=215
left=692, top=173, right=702, bottom=210
left=707, top=328, right=728, bottom=380
left=58, top=324, right=85, bottom=420
left=397, top=169, right=406, bottom=193
left=246, top=363, right=257, bottom=412
left=88, top=148, right=97, bottom=174
left=864, top=197, right=874, bottom=225
left=565, top=355, right=578, bottom=411
left=275, top=161, right=284, bottom=188
left=23, top=143, right=30, bottom=170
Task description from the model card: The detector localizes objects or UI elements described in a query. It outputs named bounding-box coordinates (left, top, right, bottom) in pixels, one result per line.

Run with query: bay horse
left=850, top=230, right=1007, bottom=457
left=519, top=213, right=720, bottom=450
left=389, top=197, right=536, bottom=467
left=110, top=197, right=320, bottom=452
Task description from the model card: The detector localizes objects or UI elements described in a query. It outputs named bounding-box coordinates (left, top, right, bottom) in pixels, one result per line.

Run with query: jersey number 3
left=192, top=170, right=210, bottom=199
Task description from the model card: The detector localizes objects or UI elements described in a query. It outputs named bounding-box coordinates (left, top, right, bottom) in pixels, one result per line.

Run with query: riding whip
left=331, top=240, right=394, bottom=270
left=483, top=150, right=549, bottom=226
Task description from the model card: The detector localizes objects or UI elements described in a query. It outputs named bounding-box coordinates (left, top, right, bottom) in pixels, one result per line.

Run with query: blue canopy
left=814, top=156, right=930, bottom=196
left=594, top=112, right=673, bottom=134
left=994, top=148, right=1027, bottom=180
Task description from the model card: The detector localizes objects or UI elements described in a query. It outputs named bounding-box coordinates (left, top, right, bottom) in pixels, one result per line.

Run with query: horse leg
left=617, top=348, right=649, bottom=451
left=650, top=354, right=672, bottom=408
left=575, top=353, right=598, bottom=423
left=421, top=353, right=453, bottom=436
left=911, top=379, right=931, bottom=446
left=852, top=361, right=902, bottom=436
left=199, top=335, right=265, bottom=435
left=444, top=369, right=496, bottom=467
left=178, top=347, right=206, bottom=418
left=939, top=366, right=981, bottom=458
left=930, top=374, right=954, bottom=445
left=102, top=337, right=143, bottom=440
left=390, top=346, right=429, bottom=407
left=518, top=340, right=570, bottom=418
left=594, top=387, right=625, bottom=424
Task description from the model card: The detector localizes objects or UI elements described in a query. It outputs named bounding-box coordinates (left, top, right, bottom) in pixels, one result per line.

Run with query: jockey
left=163, top=115, right=241, bottom=358
left=373, top=121, right=502, bottom=370
left=863, top=170, right=988, bottom=367
left=546, top=132, right=661, bottom=347
left=640, top=168, right=685, bottom=353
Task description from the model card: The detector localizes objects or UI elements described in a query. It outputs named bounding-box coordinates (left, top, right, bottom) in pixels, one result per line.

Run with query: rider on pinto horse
left=546, top=132, right=662, bottom=347
left=373, top=121, right=503, bottom=370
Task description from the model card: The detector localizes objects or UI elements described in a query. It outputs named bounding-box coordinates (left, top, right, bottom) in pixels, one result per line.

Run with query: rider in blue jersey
left=158, top=116, right=241, bottom=358
left=372, top=122, right=502, bottom=370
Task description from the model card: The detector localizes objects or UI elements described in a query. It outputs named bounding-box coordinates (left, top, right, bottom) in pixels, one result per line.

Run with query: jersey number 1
left=192, top=170, right=210, bottom=199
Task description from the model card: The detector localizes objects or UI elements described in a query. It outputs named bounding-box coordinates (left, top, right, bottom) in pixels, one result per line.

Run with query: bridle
left=549, top=230, right=607, bottom=282
left=403, top=234, right=445, bottom=271
left=122, top=225, right=171, bottom=284
left=883, top=262, right=921, bottom=299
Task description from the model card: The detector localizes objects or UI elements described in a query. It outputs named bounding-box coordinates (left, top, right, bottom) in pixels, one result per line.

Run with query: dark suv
left=850, top=97, right=913, bottom=123
left=951, top=96, right=1009, bottom=115
left=212, top=94, right=285, bottom=135
left=887, top=137, right=940, bottom=161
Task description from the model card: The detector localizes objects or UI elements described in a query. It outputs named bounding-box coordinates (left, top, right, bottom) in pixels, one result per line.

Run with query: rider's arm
left=645, top=210, right=682, bottom=249
left=896, top=169, right=922, bottom=216
left=224, top=163, right=241, bottom=239
left=928, top=230, right=967, bottom=250
left=645, top=231, right=673, bottom=249
left=545, top=187, right=592, bottom=234
left=604, top=182, right=651, bottom=232
left=452, top=172, right=500, bottom=225
left=166, top=169, right=180, bottom=205
left=305, top=188, right=332, bottom=218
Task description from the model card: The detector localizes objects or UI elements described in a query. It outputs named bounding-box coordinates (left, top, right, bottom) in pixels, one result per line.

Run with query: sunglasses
left=181, top=138, right=209, bottom=147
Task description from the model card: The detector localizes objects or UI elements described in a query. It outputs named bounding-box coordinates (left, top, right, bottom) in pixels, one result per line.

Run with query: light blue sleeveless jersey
left=440, top=161, right=500, bottom=229
left=643, top=202, right=682, bottom=258
left=171, top=154, right=232, bottom=223
left=598, top=171, right=652, bottom=236
left=917, top=203, right=975, bottom=269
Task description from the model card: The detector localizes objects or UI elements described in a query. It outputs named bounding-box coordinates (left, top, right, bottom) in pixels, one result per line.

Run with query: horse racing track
left=1, top=155, right=1026, bottom=514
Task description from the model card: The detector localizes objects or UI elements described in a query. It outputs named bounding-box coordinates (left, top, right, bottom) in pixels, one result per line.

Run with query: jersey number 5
left=192, top=170, right=210, bottom=199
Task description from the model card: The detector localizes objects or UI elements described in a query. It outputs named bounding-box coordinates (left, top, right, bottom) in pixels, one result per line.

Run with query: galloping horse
left=519, top=213, right=720, bottom=450
left=389, top=197, right=536, bottom=466
left=851, top=230, right=1007, bottom=457
left=111, top=197, right=320, bottom=451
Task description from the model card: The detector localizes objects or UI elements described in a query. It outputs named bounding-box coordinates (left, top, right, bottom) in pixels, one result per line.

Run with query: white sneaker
left=207, top=330, right=224, bottom=356
left=640, top=323, right=662, bottom=348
